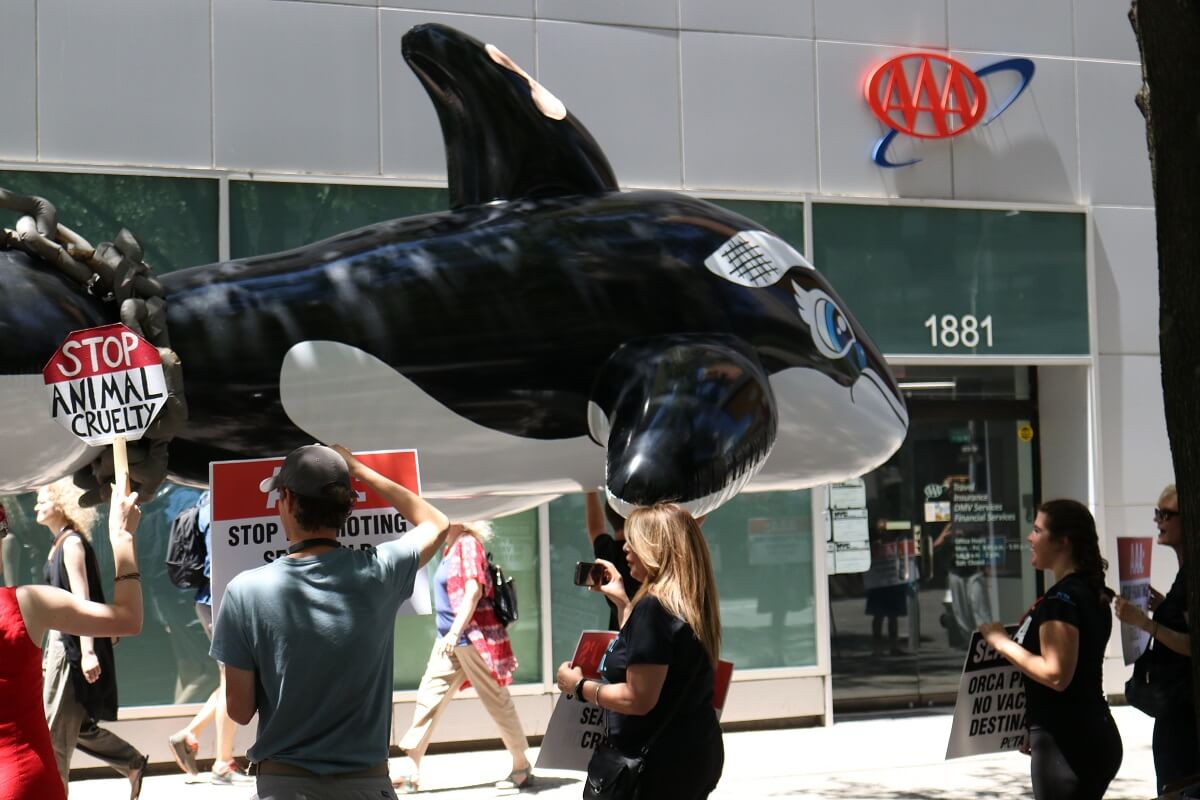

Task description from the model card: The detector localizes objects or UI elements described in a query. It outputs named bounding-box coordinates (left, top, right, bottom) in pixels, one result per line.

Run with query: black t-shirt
left=593, top=533, right=642, bottom=631
left=1147, top=572, right=1192, bottom=692
left=1013, top=573, right=1111, bottom=730
left=600, top=595, right=717, bottom=755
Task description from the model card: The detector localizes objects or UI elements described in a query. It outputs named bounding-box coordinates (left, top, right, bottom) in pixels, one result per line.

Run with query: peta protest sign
left=209, top=449, right=430, bottom=617
left=42, top=323, right=165, bottom=446
left=1118, top=536, right=1154, bottom=664
left=537, top=631, right=734, bottom=772
left=946, top=626, right=1025, bottom=759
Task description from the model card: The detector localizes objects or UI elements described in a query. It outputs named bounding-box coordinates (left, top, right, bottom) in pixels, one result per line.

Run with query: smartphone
left=574, top=561, right=606, bottom=587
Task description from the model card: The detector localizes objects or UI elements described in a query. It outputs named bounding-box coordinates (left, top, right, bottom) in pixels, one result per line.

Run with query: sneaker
left=167, top=731, right=199, bottom=776
left=211, top=760, right=256, bottom=785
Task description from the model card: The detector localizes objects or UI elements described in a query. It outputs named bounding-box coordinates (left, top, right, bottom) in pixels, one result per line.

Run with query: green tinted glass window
left=812, top=204, right=1087, bottom=356
left=548, top=491, right=816, bottom=671
left=392, top=509, right=541, bottom=688
left=230, top=181, right=448, bottom=258
left=0, top=170, right=218, bottom=274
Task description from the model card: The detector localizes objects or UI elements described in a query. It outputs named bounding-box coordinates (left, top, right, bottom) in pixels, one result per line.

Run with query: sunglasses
left=1154, top=508, right=1180, bottom=522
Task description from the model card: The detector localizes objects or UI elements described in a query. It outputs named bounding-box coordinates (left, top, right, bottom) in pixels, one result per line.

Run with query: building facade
left=0, top=0, right=1167, bottom=765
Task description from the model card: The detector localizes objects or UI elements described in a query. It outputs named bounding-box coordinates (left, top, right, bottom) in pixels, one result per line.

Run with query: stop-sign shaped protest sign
left=43, top=323, right=167, bottom=446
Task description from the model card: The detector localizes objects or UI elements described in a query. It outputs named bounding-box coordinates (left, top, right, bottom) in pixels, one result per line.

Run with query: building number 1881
left=923, top=314, right=994, bottom=348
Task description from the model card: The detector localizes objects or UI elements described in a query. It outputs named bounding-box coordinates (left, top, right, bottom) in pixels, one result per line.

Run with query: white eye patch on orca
left=704, top=230, right=814, bottom=288
left=793, top=280, right=867, bottom=369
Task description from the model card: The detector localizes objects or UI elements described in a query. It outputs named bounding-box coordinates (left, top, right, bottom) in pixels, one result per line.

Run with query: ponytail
left=1038, top=499, right=1115, bottom=605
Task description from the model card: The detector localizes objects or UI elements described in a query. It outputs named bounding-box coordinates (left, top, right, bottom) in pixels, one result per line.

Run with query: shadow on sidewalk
left=415, top=775, right=578, bottom=795
left=765, top=761, right=1151, bottom=800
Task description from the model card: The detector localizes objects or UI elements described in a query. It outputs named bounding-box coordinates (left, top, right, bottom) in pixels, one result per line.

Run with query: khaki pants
left=42, top=631, right=143, bottom=793
left=398, top=643, right=528, bottom=760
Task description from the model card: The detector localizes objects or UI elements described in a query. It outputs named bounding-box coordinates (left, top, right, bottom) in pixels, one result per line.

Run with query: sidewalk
left=76, top=705, right=1159, bottom=799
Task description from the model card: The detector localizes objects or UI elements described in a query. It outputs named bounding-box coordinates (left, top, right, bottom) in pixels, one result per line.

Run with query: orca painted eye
left=792, top=281, right=862, bottom=364
left=814, top=297, right=856, bottom=359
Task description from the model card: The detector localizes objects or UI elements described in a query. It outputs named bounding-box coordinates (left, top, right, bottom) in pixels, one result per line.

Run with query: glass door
left=828, top=367, right=1039, bottom=708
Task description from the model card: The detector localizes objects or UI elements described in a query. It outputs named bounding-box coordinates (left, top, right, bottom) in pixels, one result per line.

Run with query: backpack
left=165, top=500, right=207, bottom=589
left=486, top=552, right=518, bottom=627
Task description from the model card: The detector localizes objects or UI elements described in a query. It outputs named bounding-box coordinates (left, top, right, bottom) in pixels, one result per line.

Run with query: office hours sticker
left=208, top=449, right=431, bottom=617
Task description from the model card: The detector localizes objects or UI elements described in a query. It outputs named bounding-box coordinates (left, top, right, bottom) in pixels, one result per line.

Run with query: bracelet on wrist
left=574, top=678, right=587, bottom=701
left=592, top=681, right=603, bottom=706
left=113, top=572, right=141, bottom=583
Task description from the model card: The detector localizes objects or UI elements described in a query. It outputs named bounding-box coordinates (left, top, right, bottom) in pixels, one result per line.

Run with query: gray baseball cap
left=259, top=445, right=352, bottom=498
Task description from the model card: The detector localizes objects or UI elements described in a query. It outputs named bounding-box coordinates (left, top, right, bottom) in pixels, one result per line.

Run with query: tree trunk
left=1130, top=0, right=1200, bottom=747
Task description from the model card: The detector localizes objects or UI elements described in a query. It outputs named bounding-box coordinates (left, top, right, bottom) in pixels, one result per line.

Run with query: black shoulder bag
left=584, top=668, right=702, bottom=800
left=1126, top=637, right=1193, bottom=718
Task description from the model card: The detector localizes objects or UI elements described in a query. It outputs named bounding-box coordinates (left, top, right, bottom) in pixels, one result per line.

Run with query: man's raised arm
left=330, top=445, right=449, bottom=567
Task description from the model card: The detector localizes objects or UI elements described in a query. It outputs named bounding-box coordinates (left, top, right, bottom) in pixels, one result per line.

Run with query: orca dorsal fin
left=402, top=24, right=618, bottom=208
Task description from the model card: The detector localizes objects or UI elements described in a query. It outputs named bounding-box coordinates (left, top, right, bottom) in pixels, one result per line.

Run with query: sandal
left=391, top=773, right=420, bottom=794
left=496, top=766, right=534, bottom=790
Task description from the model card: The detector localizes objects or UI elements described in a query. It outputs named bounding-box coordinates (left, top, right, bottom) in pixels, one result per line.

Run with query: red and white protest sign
left=1118, top=536, right=1154, bottom=665
left=42, top=324, right=166, bottom=447
left=208, top=449, right=430, bottom=617
left=537, top=630, right=734, bottom=772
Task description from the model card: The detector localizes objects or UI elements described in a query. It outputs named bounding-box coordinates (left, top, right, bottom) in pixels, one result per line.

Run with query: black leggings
left=1030, top=718, right=1122, bottom=800
left=1154, top=709, right=1200, bottom=793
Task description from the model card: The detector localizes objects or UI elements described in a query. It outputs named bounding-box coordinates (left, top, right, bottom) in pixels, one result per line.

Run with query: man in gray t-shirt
left=211, top=444, right=451, bottom=798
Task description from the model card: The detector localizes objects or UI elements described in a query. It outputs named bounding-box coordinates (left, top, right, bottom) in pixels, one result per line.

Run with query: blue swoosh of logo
left=974, top=57, right=1036, bottom=125
left=871, top=57, right=1036, bottom=169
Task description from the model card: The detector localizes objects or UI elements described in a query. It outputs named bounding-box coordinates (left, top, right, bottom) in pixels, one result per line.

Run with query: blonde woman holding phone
left=557, top=503, right=724, bottom=799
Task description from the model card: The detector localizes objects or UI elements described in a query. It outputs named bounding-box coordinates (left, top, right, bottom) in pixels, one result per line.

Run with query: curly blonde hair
left=40, top=478, right=98, bottom=540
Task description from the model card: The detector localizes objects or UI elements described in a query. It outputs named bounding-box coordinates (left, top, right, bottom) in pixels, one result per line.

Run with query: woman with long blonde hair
left=557, top=503, right=724, bottom=799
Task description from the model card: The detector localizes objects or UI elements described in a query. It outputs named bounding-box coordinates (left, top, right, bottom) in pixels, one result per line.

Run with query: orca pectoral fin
left=595, top=337, right=777, bottom=519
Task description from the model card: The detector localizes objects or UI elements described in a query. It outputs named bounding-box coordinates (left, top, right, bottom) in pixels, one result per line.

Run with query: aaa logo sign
left=42, top=324, right=166, bottom=446
left=864, top=53, right=1035, bottom=168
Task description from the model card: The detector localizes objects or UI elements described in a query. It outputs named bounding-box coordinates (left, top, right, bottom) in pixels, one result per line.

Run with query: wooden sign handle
left=112, top=436, right=130, bottom=495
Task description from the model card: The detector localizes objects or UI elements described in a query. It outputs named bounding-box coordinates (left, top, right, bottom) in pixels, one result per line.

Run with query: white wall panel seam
left=1073, top=58, right=1083, bottom=204
left=33, top=0, right=39, bottom=160
left=376, top=7, right=384, bottom=175
left=1069, top=0, right=1078, bottom=59
left=675, top=22, right=685, bottom=187
left=209, top=0, right=217, bottom=168
left=813, top=42, right=823, bottom=192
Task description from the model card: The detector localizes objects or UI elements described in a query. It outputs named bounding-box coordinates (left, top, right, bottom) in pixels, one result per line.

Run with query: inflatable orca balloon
left=0, top=23, right=907, bottom=518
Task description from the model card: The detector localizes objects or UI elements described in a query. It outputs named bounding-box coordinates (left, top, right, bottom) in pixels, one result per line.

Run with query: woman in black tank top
left=979, top=499, right=1121, bottom=800
left=36, top=480, right=147, bottom=797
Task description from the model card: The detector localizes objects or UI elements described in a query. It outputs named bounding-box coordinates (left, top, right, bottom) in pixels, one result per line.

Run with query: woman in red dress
left=0, top=482, right=143, bottom=800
